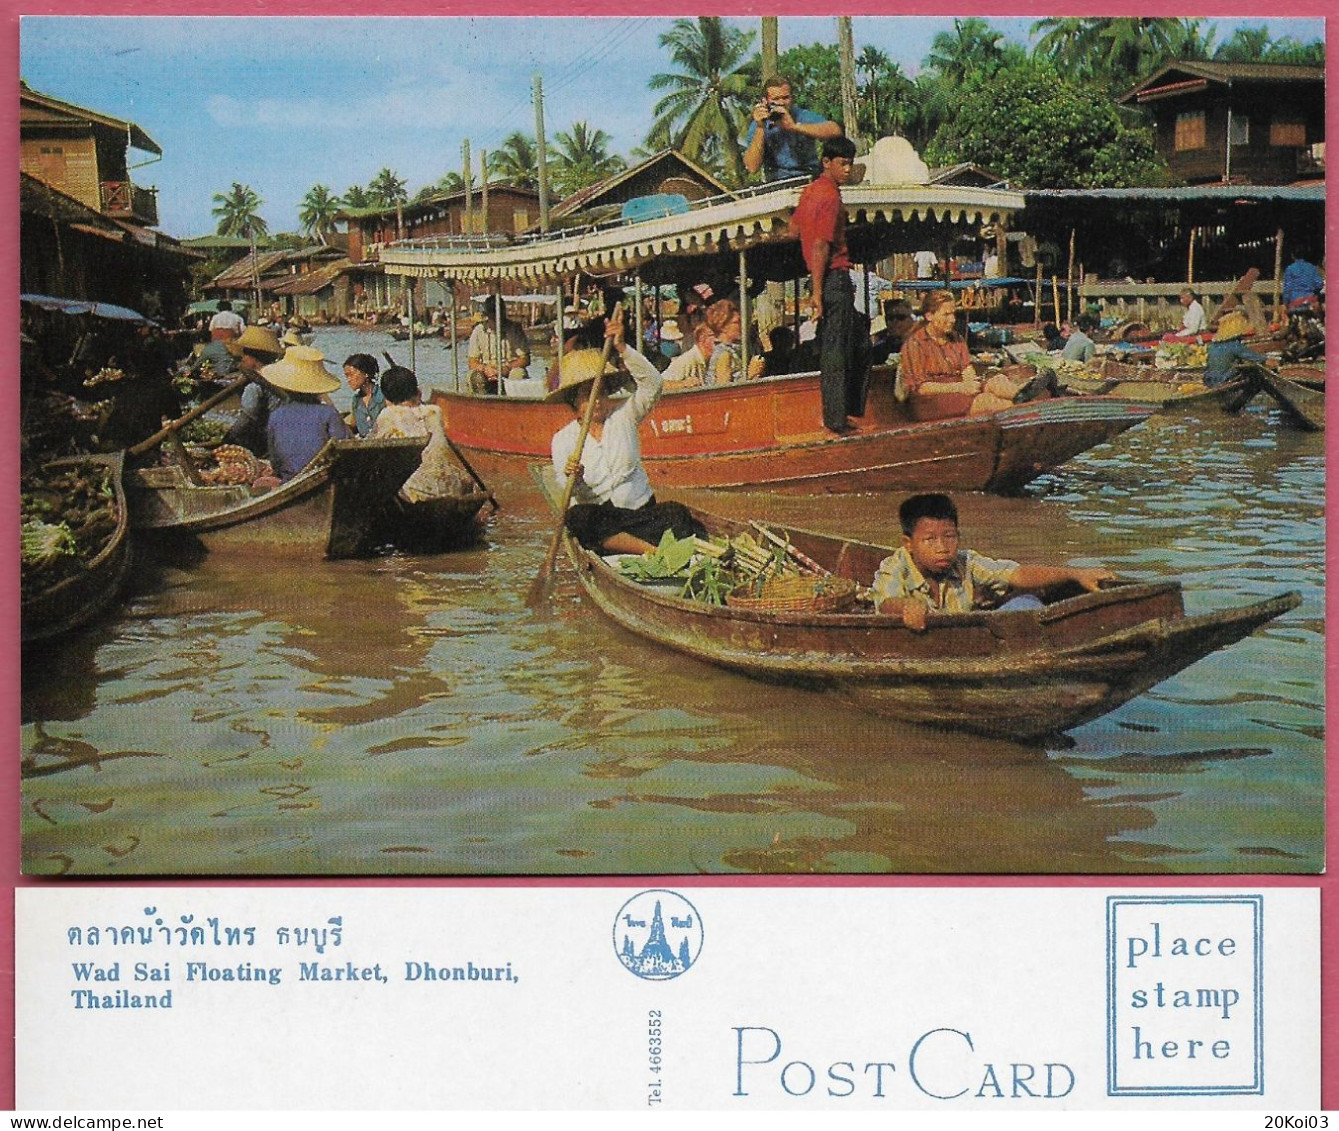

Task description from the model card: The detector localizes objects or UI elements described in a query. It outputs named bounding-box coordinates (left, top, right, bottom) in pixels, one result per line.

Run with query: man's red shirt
left=791, top=173, right=851, bottom=277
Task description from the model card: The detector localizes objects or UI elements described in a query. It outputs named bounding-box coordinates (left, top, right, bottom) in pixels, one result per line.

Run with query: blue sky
left=19, top=15, right=1326, bottom=239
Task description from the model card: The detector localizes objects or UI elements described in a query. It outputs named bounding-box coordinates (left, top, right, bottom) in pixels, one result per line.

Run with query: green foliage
left=211, top=183, right=267, bottom=240
left=617, top=530, right=699, bottom=581
left=926, top=60, right=1169, bottom=188
left=550, top=121, right=626, bottom=198
left=298, top=184, right=341, bottom=242
left=1214, top=26, right=1324, bottom=65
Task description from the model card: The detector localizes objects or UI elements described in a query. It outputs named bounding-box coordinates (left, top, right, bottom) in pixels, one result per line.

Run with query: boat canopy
left=380, top=182, right=1025, bottom=286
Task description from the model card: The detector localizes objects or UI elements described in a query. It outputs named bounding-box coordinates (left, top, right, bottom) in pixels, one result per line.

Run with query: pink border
left=2, top=1, right=1332, bottom=1110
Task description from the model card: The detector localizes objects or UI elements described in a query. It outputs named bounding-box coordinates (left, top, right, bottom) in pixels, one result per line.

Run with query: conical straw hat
left=260, top=346, right=341, bottom=394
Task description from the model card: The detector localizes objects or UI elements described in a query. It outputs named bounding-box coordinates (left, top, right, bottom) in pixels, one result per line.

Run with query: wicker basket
left=726, top=574, right=856, bottom=613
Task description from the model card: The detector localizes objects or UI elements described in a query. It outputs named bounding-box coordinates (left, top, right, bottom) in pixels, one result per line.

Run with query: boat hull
left=547, top=493, right=1300, bottom=740
left=127, top=437, right=427, bottom=558
left=22, top=452, right=133, bottom=644
left=1261, top=368, right=1325, bottom=430
left=432, top=372, right=1151, bottom=494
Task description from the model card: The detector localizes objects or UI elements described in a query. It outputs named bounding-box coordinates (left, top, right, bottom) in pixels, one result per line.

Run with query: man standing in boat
left=743, top=75, right=842, bottom=183
left=873, top=493, right=1116, bottom=631
left=467, top=295, right=529, bottom=395
left=790, top=134, right=868, bottom=435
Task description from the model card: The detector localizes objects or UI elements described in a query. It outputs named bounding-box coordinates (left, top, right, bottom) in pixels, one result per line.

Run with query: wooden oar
left=526, top=313, right=621, bottom=607
left=128, top=374, right=249, bottom=456
left=382, top=349, right=498, bottom=510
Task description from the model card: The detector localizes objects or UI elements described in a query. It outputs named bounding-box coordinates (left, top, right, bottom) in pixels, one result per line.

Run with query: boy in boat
left=873, top=493, right=1115, bottom=631
left=549, top=315, right=704, bottom=555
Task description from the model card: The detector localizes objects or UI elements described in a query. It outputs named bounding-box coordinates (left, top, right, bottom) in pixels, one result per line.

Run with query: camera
left=766, top=100, right=786, bottom=120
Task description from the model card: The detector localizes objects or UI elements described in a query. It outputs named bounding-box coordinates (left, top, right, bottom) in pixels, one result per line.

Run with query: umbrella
left=20, top=293, right=156, bottom=325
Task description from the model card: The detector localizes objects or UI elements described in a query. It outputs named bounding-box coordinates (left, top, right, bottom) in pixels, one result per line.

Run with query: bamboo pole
left=1051, top=275, right=1061, bottom=325
left=449, top=286, right=459, bottom=391
left=1187, top=226, right=1196, bottom=285
left=1033, top=258, right=1042, bottom=328
left=408, top=286, right=416, bottom=372
left=1272, top=227, right=1285, bottom=323
left=739, top=249, right=751, bottom=378
left=634, top=272, right=644, bottom=356
left=493, top=285, right=506, bottom=397
left=1065, top=228, right=1076, bottom=325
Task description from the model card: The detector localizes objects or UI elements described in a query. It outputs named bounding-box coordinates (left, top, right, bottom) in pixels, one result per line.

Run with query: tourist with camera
left=743, top=75, right=842, bottom=183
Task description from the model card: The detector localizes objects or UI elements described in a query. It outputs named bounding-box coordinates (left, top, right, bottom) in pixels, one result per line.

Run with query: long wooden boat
left=1090, top=357, right=1261, bottom=412
left=431, top=372, right=1152, bottom=494
left=1260, top=367, right=1325, bottom=430
left=541, top=486, right=1300, bottom=741
left=22, top=451, right=133, bottom=644
left=126, top=437, right=427, bottom=558
left=382, top=489, right=491, bottom=550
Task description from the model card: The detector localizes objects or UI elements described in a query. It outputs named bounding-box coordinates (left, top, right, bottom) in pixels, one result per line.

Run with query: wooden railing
left=99, top=181, right=158, bottom=225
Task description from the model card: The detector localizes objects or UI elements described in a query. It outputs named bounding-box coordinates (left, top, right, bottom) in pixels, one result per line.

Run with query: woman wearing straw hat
left=548, top=317, right=703, bottom=555
left=1205, top=311, right=1268, bottom=388
left=261, top=346, right=352, bottom=481
left=222, top=324, right=285, bottom=455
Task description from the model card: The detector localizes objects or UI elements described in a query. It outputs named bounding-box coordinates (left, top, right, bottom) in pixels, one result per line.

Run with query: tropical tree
left=925, top=59, right=1168, bottom=189
left=1167, top=19, right=1217, bottom=62
left=855, top=45, right=890, bottom=135
left=487, top=131, right=543, bottom=189
left=550, top=121, right=626, bottom=197
left=1212, top=25, right=1323, bottom=65
left=1031, top=18, right=1186, bottom=92
left=342, top=184, right=372, bottom=211
left=413, top=172, right=477, bottom=202
left=368, top=167, right=409, bottom=237
left=918, top=19, right=1019, bottom=140
left=646, top=16, right=757, bottom=186
left=298, top=183, right=341, bottom=244
left=212, top=182, right=267, bottom=305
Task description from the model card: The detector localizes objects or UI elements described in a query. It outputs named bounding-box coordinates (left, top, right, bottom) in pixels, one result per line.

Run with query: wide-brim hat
left=542, top=348, right=630, bottom=403
left=281, top=329, right=306, bottom=347
left=260, top=346, right=341, bottom=394
left=226, top=325, right=283, bottom=358
left=659, top=319, right=683, bottom=341
left=1214, top=311, right=1252, bottom=342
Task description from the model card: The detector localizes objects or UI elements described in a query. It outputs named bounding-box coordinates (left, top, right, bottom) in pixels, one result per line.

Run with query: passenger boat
left=22, top=451, right=133, bottom=644
left=393, top=178, right=1154, bottom=492
left=126, top=437, right=427, bottom=558
left=1259, top=366, right=1325, bottom=430
left=431, top=373, right=1152, bottom=494
left=539, top=483, right=1301, bottom=741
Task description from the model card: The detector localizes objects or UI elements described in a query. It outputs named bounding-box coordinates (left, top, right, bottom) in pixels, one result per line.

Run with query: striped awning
left=380, top=183, right=1025, bottom=285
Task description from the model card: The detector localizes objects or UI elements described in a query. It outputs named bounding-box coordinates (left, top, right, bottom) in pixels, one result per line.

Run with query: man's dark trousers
left=818, top=270, right=870, bottom=430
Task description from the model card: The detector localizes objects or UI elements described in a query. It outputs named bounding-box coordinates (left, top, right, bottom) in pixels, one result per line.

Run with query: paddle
left=525, top=308, right=622, bottom=608
left=128, top=374, right=249, bottom=456
left=382, top=350, right=499, bottom=510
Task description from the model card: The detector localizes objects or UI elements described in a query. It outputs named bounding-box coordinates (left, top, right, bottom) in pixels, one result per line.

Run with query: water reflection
left=20, top=394, right=1323, bottom=876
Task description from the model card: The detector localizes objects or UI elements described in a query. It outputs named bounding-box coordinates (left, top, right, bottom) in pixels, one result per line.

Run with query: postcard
left=9, top=7, right=1332, bottom=1113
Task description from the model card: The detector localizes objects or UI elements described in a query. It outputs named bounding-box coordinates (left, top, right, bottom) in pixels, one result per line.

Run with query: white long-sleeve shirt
left=551, top=347, right=662, bottom=510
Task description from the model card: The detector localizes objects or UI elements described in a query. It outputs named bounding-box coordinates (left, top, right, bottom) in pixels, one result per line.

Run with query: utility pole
left=481, top=148, right=490, bottom=235
left=462, top=139, right=473, bottom=234
left=836, top=17, right=861, bottom=152
left=533, top=72, right=551, bottom=233
left=761, top=17, right=778, bottom=79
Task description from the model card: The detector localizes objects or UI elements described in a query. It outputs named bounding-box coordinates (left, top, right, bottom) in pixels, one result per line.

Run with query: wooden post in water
left=493, top=286, right=506, bottom=397
left=1187, top=226, right=1196, bottom=285
left=408, top=284, right=417, bottom=372
left=1066, top=228, right=1076, bottom=324
left=449, top=283, right=460, bottom=391
left=1033, top=258, right=1042, bottom=328
left=738, top=249, right=751, bottom=378
left=554, top=283, right=565, bottom=389
left=634, top=272, right=644, bottom=356
left=1272, top=227, right=1285, bottom=322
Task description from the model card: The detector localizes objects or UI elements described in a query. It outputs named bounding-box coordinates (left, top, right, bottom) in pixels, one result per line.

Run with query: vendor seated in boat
left=898, top=291, right=1034, bottom=415
left=873, top=493, right=1116, bottom=632
left=222, top=325, right=285, bottom=455
left=548, top=317, right=705, bottom=556
left=1205, top=311, right=1271, bottom=388
left=261, top=347, right=352, bottom=482
left=372, top=365, right=472, bottom=503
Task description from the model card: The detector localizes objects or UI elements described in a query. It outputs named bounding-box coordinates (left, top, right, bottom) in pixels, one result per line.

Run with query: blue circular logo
left=613, top=890, right=703, bottom=980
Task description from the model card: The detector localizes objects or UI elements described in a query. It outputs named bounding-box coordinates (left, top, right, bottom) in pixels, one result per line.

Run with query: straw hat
left=542, top=348, right=629, bottom=403
left=226, top=325, right=283, bottom=358
left=281, top=329, right=306, bottom=348
left=1214, top=311, right=1252, bottom=342
left=659, top=319, right=683, bottom=342
left=260, top=346, right=341, bottom=395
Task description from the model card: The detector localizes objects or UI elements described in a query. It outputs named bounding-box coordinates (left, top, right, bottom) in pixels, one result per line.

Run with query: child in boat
left=548, top=315, right=704, bottom=555
left=261, top=347, right=351, bottom=481
left=371, top=365, right=472, bottom=503
left=873, top=493, right=1116, bottom=631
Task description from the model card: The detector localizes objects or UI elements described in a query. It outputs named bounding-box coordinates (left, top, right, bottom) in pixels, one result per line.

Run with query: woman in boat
left=1204, top=311, right=1268, bottom=388
left=342, top=353, right=385, bottom=437
left=873, top=493, right=1116, bottom=632
left=371, top=365, right=471, bottom=503
left=704, top=300, right=766, bottom=386
left=222, top=325, right=286, bottom=455
left=899, top=291, right=1031, bottom=415
left=261, top=347, right=352, bottom=482
left=549, top=317, right=704, bottom=555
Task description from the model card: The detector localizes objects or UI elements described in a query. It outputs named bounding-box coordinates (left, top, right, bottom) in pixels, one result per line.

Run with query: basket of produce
left=726, top=574, right=856, bottom=613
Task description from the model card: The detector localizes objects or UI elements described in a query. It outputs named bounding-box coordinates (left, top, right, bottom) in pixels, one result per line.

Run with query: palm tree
left=212, top=182, right=267, bottom=306
left=1214, top=26, right=1273, bottom=63
left=855, top=44, right=891, bottom=135
left=550, top=121, right=626, bottom=197
left=925, top=18, right=1007, bottom=85
left=342, top=184, right=372, bottom=211
left=487, top=131, right=543, bottom=189
left=1168, top=19, right=1216, bottom=62
left=298, top=183, right=340, bottom=245
left=1095, top=18, right=1182, bottom=87
left=1031, top=17, right=1105, bottom=82
left=646, top=16, right=757, bottom=186
left=368, top=167, right=408, bottom=238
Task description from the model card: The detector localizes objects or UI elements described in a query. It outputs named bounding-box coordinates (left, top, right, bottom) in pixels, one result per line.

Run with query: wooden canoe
left=22, top=451, right=133, bottom=644
left=541, top=485, right=1300, bottom=741
left=1260, top=367, right=1325, bottom=431
left=1086, top=357, right=1261, bottom=411
left=381, top=489, right=491, bottom=550
left=431, top=370, right=1152, bottom=495
left=126, top=437, right=427, bottom=558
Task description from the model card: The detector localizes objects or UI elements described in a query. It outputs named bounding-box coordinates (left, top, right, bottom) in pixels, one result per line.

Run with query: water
left=21, top=337, right=1324, bottom=875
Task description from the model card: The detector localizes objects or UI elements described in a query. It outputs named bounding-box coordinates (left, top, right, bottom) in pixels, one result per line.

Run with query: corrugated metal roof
left=1024, top=185, right=1324, bottom=203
